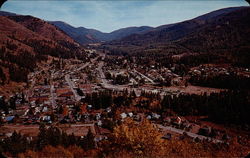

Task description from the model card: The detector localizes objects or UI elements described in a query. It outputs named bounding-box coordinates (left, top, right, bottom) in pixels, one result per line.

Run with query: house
left=87, top=105, right=93, bottom=110
left=146, top=115, right=152, bottom=120
left=120, top=113, right=127, bottom=119
left=5, top=116, right=15, bottom=123
left=152, top=113, right=161, bottom=119
left=94, top=135, right=108, bottom=142
left=97, top=120, right=102, bottom=126
left=105, top=107, right=111, bottom=113
left=96, top=113, right=101, bottom=120
left=128, top=112, right=133, bottom=117
left=42, top=107, right=48, bottom=112
left=41, top=115, right=51, bottom=122
left=177, top=116, right=182, bottom=125
left=162, top=133, right=172, bottom=140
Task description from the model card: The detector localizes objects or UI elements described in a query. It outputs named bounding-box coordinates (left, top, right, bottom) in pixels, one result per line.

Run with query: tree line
left=161, top=90, right=250, bottom=129
left=0, top=124, right=95, bottom=157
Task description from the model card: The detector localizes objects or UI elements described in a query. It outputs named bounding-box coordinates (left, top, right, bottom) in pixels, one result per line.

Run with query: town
left=1, top=48, right=249, bottom=147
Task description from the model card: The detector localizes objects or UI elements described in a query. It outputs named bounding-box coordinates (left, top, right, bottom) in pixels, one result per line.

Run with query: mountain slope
left=7, top=16, right=80, bottom=49
left=49, top=21, right=103, bottom=44
left=0, top=15, right=85, bottom=85
left=49, top=21, right=153, bottom=44
left=0, top=11, right=153, bottom=45
left=107, top=26, right=153, bottom=41
left=116, top=7, right=248, bottom=45
left=105, top=7, right=250, bottom=66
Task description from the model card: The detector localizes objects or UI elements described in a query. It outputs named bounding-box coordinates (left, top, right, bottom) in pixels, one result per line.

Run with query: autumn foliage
left=18, top=145, right=85, bottom=158
left=102, top=118, right=249, bottom=157
left=109, top=118, right=165, bottom=157
left=103, top=118, right=206, bottom=157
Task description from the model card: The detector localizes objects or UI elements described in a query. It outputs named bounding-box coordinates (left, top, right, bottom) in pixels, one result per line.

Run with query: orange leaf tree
left=108, top=118, right=165, bottom=157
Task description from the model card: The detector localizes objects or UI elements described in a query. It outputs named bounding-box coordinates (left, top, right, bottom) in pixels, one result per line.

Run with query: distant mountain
left=7, top=16, right=79, bottom=46
left=49, top=21, right=153, bottom=45
left=106, top=7, right=250, bottom=66
left=0, top=11, right=153, bottom=45
left=49, top=21, right=104, bottom=44
left=107, top=26, right=153, bottom=41
left=0, top=10, right=17, bottom=16
left=116, top=7, right=248, bottom=44
left=0, top=14, right=84, bottom=84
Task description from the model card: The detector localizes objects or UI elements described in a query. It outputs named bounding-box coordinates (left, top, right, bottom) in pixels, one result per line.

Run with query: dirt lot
left=164, top=85, right=225, bottom=95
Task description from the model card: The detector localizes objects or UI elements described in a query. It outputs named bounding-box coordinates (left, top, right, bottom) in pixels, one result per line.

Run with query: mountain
left=0, top=14, right=85, bottom=85
left=0, top=10, right=17, bottom=16
left=49, top=21, right=105, bottom=44
left=107, top=26, right=153, bottom=41
left=115, top=7, right=248, bottom=44
left=106, top=7, right=250, bottom=66
left=0, top=11, right=153, bottom=45
left=49, top=21, right=153, bottom=45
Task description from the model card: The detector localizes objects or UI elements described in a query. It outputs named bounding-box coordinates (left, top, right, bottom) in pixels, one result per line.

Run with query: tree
left=82, top=129, right=95, bottom=150
left=0, top=67, right=6, bottom=85
left=37, top=124, right=48, bottom=150
left=108, top=118, right=165, bottom=157
left=46, top=126, right=62, bottom=147
left=2, top=131, right=28, bottom=156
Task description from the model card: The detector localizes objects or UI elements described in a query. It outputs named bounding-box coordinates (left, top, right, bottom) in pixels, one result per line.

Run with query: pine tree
left=83, top=129, right=95, bottom=150
left=37, top=124, right=48, bottom=150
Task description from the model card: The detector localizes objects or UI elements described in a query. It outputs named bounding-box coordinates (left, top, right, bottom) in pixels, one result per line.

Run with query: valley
left=0, top=5, right=250, bottom=158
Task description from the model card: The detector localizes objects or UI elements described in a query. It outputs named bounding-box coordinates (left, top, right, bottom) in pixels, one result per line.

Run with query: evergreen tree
left=83, top=129, right=95, bottom=150
left=37, top=124, right=48, bottom=150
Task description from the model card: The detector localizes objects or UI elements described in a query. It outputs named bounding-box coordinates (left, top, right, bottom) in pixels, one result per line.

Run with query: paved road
left=133, top=69, right=155, bottom=84
left=76, top=56, right=99, bottom=72
left=157, top=124, right=223, bottom=143
left=65, top=56, right=101, bottom=101
left=96, top=61, right=166, bottom=97
left=97, top=61, right=127, bottom=91
left=50, top=84, right=57, bottom=108
left=65, top=74, right=82, bottom=101
left=50, top=71, right=57, bottom=108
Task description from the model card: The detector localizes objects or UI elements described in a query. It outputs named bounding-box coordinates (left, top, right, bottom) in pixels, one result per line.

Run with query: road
left=97, top=61, right=127, bottom=91
left=65, top=74, right=82, bottom=101
left=76, top=56, right=99, bottom=72
left=50, top=84, right=57, bottom=108
left=65, top=56, right=101, bottom=101
left=157, top=124, right=223, bottom=143
left=96, top=61, right=166, bottom=96
left=133, top=69, right=155, bottom=84
left=50, top=71, right=57, bottom=108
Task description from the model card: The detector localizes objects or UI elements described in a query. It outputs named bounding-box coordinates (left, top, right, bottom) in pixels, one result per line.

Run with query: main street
left=65, top=74, right=82, bottom=101
left=50, top=71, right=57, bottom=108
left=65, top=55, right=101, bottom=102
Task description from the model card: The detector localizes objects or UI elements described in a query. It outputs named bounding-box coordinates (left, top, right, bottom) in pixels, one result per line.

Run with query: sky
left=1, top=0, right=249, bottom=32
